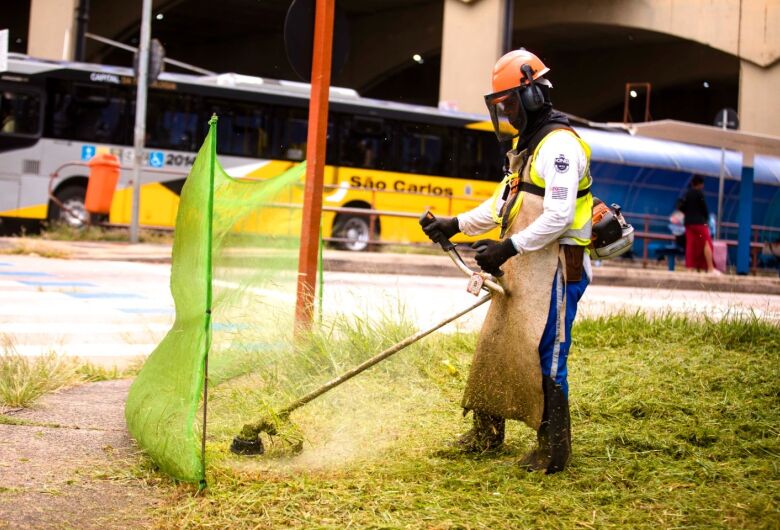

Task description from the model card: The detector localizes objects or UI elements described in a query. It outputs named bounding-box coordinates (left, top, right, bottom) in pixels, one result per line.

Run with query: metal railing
left=623, top=212, right=780, bottom=273
left=49, top=161, right=780, bottom=272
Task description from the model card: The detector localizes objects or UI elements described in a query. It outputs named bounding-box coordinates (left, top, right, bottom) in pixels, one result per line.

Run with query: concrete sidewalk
left=2, top=236, right=778, bottom=295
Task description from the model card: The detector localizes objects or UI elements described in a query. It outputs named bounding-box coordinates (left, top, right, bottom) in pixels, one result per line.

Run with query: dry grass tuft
left=0, top=335, right=142, bottom=410
left=38, top=223, right=173, bottom=244
left=0, top=240, right=71, bottom=259
left=0, top=336, right=81, bottom=409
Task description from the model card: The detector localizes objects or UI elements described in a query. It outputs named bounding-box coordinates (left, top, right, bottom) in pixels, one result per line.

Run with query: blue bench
left=654, top=244, right=686, bottom=271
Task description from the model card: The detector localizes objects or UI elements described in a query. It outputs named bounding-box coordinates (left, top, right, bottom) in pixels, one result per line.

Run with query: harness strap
left=520, top=181, right=591, bottom=198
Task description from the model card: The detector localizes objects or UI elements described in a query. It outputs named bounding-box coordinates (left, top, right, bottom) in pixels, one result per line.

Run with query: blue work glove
left=420, top=215, right=460, bottom=245
left=472, top=239, right=518, bottom=275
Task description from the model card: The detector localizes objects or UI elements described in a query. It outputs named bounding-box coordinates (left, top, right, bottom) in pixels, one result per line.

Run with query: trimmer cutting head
left=230, top=415, right=277, bottom=456
left=230, top=413, right=303, bottom=457
left=230, top=435, right=265, bottom=456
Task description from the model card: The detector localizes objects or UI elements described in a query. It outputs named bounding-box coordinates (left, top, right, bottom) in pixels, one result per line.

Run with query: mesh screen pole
left=199, top=115, right=217, bottom=488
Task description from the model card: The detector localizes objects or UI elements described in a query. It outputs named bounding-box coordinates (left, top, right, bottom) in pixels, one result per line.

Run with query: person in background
left=677, top=175, right=721, bottom=274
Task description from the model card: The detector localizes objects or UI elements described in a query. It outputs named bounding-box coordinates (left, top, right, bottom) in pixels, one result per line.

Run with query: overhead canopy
left=629, top=120, right=780, bottom=161
left=576, top=126, right=780, bottom=186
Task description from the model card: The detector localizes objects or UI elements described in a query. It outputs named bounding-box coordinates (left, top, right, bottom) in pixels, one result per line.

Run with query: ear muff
left=519, top=64, right=544, bottom=112
left=520, top=85, right=544, bottom=112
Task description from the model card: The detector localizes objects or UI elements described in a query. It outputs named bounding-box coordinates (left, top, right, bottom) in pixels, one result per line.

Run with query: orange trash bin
left=85, top=153, right=121, bottom=215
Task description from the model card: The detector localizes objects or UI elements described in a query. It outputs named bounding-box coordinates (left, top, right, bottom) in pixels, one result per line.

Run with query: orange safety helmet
left=484, top=49, right=550, bottom=141
left=491, top=49, right=549, bottom=94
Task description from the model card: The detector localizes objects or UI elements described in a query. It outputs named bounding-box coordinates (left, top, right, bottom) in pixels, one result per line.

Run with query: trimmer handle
left=420, top=210, right=507, bottom=296
left=419, top=210, right=455, bottom=251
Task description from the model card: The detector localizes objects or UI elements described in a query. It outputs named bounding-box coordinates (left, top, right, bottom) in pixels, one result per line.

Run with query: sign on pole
left=284, top=0, right=348, bottom=83
left=714, top=107, right=738, bottom=239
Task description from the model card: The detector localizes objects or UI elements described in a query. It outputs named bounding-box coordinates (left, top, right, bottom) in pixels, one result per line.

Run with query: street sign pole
left=0, top=30, right=8, bottom=73
left=294, top=0, right=334, bottom=331
left=716, top=109, right=727, bottom=239
left=130, top=0, right=152, bottom=244
left=502, top=0, right=514, bottom=53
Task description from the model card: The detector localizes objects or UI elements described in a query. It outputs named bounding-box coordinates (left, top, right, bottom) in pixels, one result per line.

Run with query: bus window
left=396, top=123, right=453, bottom=176
left=146, top=91, right=201, bottom=151
left=0, top=89, right=42, bottom=136
left=272, top=107, right=308, bottom=161
left=458, top=131, right=503, bottom=181
left=205, top=98, right=270, bottom=158
left=46, top=82, right=130, bottom=144
left=339, top=116, right=391, bottom=170
left=271, top=106, right=336, bottom=162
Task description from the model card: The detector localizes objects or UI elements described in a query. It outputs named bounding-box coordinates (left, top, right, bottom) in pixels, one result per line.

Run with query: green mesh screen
left=125, top=117, right=305, bottom=484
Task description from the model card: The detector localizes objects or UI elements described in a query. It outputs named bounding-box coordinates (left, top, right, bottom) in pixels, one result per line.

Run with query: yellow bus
left=0, top=54, right=504, bottom=250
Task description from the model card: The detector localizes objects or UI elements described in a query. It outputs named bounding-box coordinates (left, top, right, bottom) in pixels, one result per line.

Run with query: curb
left=2, top=238, right=778, bottom=295
left=323, top=251, right=780, bottom=295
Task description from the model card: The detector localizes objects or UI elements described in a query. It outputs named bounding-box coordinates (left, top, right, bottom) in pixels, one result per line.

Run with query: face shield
left=484, top=87, right=526, bottom=142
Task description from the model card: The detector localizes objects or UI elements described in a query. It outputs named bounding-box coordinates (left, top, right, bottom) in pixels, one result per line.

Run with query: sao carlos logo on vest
left=554, top=154, right=570, bottom=173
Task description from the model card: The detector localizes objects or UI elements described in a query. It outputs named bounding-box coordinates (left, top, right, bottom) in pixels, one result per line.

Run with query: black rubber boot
left=544, top=376, right=571, bottom=474
left=520, top=376, right=571, bottom=473
left=519, top=422, right=550, bottom=471
left=452, top=411, right=505, bottom=453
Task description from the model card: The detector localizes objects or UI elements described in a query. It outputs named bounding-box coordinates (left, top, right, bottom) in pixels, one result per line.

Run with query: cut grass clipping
left=144, top=311, right=779, bottom=529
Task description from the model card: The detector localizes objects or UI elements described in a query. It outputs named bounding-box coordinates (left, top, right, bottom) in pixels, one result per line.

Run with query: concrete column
left=739, top=59, right=780, bottom=136
left=27, top=0, right=78, bottom=60
left=439, top=0, right=505, bottom=114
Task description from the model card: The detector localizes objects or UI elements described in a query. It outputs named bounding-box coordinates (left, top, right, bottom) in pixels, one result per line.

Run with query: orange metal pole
left=294, top=0, right=335, bottom=331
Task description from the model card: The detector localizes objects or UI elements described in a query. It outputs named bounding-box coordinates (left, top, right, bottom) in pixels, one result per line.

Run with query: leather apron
left=460, top=148, right=564, bottom=430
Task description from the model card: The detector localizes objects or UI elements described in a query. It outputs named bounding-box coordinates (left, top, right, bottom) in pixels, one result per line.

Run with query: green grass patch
left=141, top=313, right=779, bottom=529
left=0, top=414, right=63, bottom=428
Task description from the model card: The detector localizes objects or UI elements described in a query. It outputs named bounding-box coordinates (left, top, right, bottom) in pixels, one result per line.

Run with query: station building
left=6, top=0, right=779, bottom=136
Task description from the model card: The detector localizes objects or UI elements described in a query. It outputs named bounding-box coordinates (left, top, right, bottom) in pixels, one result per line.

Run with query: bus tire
left=48, top=185, right=91, bottom=229
left=332, top=213, right=378, bottom=252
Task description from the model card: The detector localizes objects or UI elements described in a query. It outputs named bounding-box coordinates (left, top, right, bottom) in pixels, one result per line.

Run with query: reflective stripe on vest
left=489, top=173, right=524, bottom=226
left=489, top=129, right=593, bottom=247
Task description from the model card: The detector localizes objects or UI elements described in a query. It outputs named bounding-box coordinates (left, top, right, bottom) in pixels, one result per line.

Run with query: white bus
left=0, top=54, right=503, bottom=249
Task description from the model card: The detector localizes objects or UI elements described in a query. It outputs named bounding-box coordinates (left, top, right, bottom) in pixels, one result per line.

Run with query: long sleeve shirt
left=677, top=187, right=709, bottom=226
left=456, top=131, right=592, bottom=279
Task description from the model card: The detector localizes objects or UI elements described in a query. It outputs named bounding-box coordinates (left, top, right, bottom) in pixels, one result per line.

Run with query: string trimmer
left=230, top=211, right=507, bottom=456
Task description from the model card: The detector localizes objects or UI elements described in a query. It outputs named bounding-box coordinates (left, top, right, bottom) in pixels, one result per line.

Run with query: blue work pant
left=537, top=265, right=589, bottom=398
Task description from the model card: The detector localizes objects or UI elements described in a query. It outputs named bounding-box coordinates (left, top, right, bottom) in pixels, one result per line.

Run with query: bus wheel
left=49, top=185, right=90, bottom=229
left=333, top=214, right=376, bottom=252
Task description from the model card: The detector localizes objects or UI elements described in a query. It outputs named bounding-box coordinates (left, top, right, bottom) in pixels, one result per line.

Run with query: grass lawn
left=137, top=313, right=778, bottom=529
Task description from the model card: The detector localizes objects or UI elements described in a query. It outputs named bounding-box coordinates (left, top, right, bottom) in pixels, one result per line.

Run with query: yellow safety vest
left=490, top=129, right=593, bottom=247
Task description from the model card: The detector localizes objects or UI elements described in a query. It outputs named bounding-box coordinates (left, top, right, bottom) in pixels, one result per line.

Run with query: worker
left=420, top=49, right=592, bottom=474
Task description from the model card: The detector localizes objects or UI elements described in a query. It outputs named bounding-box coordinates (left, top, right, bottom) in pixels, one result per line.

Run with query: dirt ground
left=0, top=380, right=164, bottom=529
